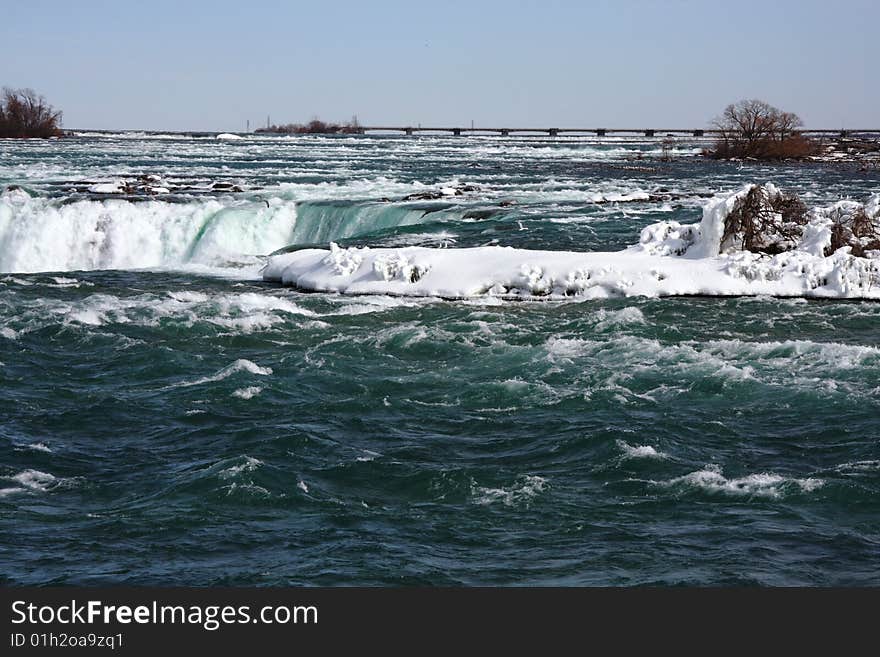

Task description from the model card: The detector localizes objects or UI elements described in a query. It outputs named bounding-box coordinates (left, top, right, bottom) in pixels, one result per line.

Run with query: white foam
left=223, top=482, right=271, bottom=497
left=49, top=276, right=83, bottom=287
left=472, top=475, right=548, bottom=506
left=13, top=290, right=316, bottom=335
left=355, top=450, right=380, bottom=462
left=70, top=309, right=105, bottom=326
left=835, top=460, right=880, bottom=474
left=173, top=359, right=272, bottom=389
left=328, top=295, right=426, bottom=316
left=594, top=307, right=646, bottom=331
left=617, top=440, right=667, bottom=460
left=657, top=464, right=823, bottom=498
left=12, top=469, right=56, bottom=488
left=168, top=291, right=210, bottom=303
left=232, top=386, right=263, bottom=399
left=27, top=442, right=52, bottom=453
left=73, top=131, right=197, bottom=140
left=546, top=334, right=876, bottom=385
left=0, top=469, right=59, bottom=496
left=1, top=276, right=33, bottom=286
left=218, top=456, right=263, bottom=479
left=0, top=194, right=299, bottom=273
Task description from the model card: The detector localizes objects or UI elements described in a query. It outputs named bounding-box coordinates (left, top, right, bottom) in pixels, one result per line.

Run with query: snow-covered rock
left=264, top=185, right=880, bottom=300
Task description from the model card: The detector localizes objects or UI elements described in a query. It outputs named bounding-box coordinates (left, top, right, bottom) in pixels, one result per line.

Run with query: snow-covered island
left=264, top=184, right=880, bottom=300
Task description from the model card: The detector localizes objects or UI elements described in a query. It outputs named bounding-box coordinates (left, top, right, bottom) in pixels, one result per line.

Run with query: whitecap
left=218, top=456, right=263, bottom=479
left=224, top=482, right=271, bottom=497
left=472, top=475, right=548, bottom=506
left=69, top=309, right=105, bottom=326
left=617, top=440, right=667, bottom=460
left=171, top=359, right=272, bottom=388
left=0, top=469, right=60, bottom=496
left=594, top=307, right=646, bottom=331
left=232, top=386, right=263, bottom=399
left=834, top=460, right=880, bottom=474
left=168, top=291, right=210, bottom=303
left=656, top=464, right=823, bottom=499
left=48, top=276, right=89, bottom=288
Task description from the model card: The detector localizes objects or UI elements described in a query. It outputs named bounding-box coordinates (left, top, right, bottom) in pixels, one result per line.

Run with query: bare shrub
left=0, top=88, right=63, bottom=138
left=720, top=186, right=880, bottom=259
left=721, top=186, right=808, bottom=254
left=825, top=207, right=880, bottom=257
left=256, top=116, right=362, bottom=135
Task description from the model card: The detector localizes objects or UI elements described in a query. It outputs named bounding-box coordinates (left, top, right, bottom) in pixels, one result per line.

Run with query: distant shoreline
left=50, top=129, right=880, bottom=167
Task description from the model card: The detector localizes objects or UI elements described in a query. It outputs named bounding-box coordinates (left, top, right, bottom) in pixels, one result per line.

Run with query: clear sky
left=2, top=0, right=877, bottom=131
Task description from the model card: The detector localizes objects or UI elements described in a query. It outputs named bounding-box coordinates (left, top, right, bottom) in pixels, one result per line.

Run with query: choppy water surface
left=1, top=133, right=878, bottom=585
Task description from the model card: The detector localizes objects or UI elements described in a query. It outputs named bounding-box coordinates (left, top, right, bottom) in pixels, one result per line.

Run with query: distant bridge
left=71, top=128, right=880, bottom=140
left=359, top=127, right=880, bottom=138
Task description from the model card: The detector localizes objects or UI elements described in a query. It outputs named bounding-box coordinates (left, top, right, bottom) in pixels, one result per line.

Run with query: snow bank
left=264, top=184, right=880, bottom=300
left=216, top=133, right=244, bottom=140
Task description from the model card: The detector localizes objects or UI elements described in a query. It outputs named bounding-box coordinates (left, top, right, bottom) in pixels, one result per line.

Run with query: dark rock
left=402, top=191, right=445, bottom=201
left=400, top=183, right=481, bottom=202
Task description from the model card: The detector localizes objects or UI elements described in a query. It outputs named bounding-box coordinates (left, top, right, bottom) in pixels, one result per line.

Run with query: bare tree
left=710, top=99, right=814, bottom=159
left=775, top=111, right=802, bottom=142
left=0, top=88, right=63, bottom=138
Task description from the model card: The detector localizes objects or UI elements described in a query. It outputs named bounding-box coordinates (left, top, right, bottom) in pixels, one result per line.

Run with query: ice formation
left=264, top=184, right=880, bottom=299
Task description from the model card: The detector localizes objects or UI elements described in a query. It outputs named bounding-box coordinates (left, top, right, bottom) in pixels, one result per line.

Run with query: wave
left=168, top=359, right=272, bottom=389
left=232, top=386, right=264, bottom=399
left=472, top=474, right=548, bottom=506
left=170, top=455, right=275, bottom=501
left=617, top=440, right=667, bottom=460
left=654, top=464, right=823, bottom=499
left=541, top=335, right=880, bottom=401
left=0, top=469, right=65, bottom=497
left=0, top=288, right=428, bottom=339
left=283, top=200, right=458, bottom=245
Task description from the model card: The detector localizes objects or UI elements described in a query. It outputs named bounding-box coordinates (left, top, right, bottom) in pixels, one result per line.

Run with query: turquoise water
left=1, top=134, right=878, bottom=585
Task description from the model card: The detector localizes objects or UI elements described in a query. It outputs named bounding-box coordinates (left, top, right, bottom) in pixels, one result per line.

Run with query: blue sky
left=2, top=0, right=877, bottom=130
